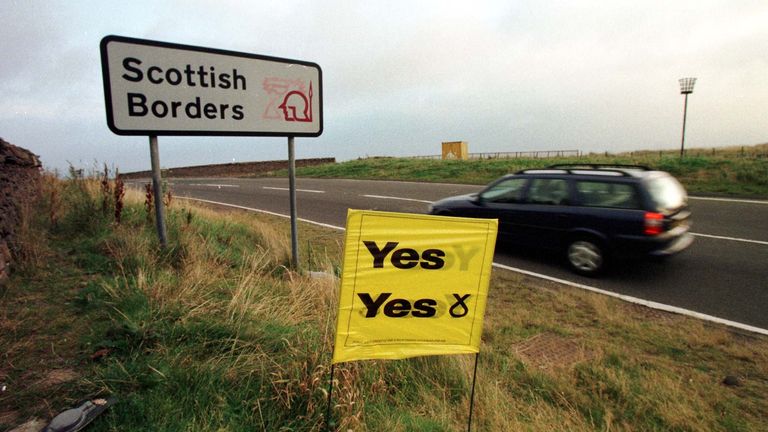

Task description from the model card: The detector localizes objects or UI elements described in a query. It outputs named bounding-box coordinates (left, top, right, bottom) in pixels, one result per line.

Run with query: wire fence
left=405, top=146, right=768, bottom=160
left=627, top=147, right=768, bottom=159
left=409, top=150, right=582, bottom=160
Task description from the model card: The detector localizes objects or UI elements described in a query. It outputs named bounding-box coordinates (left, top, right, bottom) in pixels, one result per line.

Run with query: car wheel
left=567, top=238, right=605, bottom=276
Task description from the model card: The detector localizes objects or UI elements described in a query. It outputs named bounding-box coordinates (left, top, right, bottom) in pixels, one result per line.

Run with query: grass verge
left=277, top=144, right=768, bottom=198
left=2, top=172, right=767, bottom=431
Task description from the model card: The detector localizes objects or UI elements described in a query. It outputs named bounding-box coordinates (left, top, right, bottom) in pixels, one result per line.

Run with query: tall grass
left=4, top=171, right=768, bottom=431
left=81, top=189, right=337, bottom=429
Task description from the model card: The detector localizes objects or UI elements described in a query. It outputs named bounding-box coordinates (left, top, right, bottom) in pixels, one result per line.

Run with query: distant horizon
left=86, top=141, right=762, bottom=176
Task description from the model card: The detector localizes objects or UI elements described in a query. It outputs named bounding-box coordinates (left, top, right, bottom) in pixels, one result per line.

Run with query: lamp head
left=679, top=77, right=697, bottom=94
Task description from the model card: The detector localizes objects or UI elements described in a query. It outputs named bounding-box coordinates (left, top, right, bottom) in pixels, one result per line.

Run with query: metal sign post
left=288, top=136, right=299, bottom=270
left=149, top=135, right=168, bottom=248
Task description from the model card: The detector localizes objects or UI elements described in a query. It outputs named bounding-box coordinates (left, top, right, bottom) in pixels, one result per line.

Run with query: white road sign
left=100, top=35, right=322, bottom=136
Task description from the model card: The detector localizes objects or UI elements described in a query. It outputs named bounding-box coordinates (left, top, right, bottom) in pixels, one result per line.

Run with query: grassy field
left=2, top=171, right=767, bottom=431
left=277, top=144, right=768, bottom=198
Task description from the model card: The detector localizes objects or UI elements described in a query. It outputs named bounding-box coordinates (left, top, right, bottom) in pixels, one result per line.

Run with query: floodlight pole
left=678, top=77, right=696, bottom=158
left=680, top=93, right=690, bottom=158
left=288, top=136, right=299, bottom=270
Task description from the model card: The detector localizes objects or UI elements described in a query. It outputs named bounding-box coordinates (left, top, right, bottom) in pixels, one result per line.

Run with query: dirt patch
left=0, top=410, right=20, bottom=426
left=34, top=369, right=78, bottom=390
left=6, top=417, right=46, bottom=432
left=1, top=254, right=97, bottom=429
left=624, top=303, right=680, bottom=324
left=514, top=332, right=595, bottom=369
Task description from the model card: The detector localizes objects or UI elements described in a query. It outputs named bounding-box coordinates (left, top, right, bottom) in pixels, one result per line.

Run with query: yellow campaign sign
left=332, top=210, right=498, bottom=364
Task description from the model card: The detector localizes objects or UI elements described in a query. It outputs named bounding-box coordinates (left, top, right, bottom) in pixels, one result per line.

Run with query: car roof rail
left=514, top=164, right=652, bottom=177
left=547, top=163, right=652, bottom=171
left=515, top=168, right=630, bottom=177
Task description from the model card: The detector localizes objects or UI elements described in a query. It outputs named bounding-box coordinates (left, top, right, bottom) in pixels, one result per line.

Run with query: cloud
left=1, top=0, right=766, bottom=173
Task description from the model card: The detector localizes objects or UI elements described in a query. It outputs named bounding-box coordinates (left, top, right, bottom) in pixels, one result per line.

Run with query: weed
left=99, top=164, right=112, bottom=216
left=162, top=180, right=173, bottom=208
left=143, top=182, right=153, bottom=222
left=114, top=170, right=125, bottom=224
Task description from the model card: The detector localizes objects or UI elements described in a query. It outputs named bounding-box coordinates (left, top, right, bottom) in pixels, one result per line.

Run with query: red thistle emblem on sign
left=262, top=78, right=313, bottom=122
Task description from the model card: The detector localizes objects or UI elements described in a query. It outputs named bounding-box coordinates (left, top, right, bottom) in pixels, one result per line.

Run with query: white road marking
left=690, top=196, right=768, bottom=205
left=125, top=181, right=176, bottom=186
left=362, top=194, right=434, bottom=204
left=180, top=197, right=344, bottom=230
left=691, top=232, right=768, bottom=246
left=189, top=183, right=239, bottom=188
left=177, top=196, right=768, bottom=336
left=263, top=186, right=325, bottom=194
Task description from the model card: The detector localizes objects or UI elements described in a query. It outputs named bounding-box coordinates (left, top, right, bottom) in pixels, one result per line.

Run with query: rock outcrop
left=0, top=138, right=42, bottom=284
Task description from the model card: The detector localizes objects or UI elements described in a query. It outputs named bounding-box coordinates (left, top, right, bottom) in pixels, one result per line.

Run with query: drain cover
left=513, top=333, right=592, bottom=369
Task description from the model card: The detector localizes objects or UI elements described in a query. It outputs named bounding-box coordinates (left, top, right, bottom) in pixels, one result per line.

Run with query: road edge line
left=179, top=196, right=768, bottom=337
left=179, top=197, right=345, bottom=231
left=691, top=232, right=768, bottom=245
left=689, top=196, right=768, bottom=205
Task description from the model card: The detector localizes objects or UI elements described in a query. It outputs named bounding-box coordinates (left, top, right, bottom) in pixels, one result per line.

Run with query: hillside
left=281, top=144, right=768, bottom=198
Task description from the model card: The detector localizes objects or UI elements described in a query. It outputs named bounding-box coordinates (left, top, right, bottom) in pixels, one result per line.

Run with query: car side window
left=526, top=178, right=569, bottom=205
left=480, top=178, right=527, bottom=203
left=576, top=181, right=640, bottom=209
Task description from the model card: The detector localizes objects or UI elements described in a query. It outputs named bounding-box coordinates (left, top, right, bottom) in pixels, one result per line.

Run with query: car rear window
left=646, top=175, right=687, bottom=213
left=576, top=181, right=640, bottom=209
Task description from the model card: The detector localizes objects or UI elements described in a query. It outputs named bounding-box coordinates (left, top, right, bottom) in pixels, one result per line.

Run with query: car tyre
left=567, top=238, right=605, bottom=276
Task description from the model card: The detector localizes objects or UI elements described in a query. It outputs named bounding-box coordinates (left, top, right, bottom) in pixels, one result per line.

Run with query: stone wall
left=0, top=138, right=42, bottom=284
left=120, top=157, right=335, bottom=179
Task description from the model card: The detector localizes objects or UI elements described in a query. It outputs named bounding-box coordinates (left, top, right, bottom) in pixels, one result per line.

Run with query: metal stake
left=149, top=135, right=168, bottom=248
left=467, top=353, right=480, bottom=432
left=288, top=136, right=299, bottom=270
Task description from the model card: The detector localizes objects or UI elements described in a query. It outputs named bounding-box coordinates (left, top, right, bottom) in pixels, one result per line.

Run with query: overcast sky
left=2, top=0, right=766, bottom=173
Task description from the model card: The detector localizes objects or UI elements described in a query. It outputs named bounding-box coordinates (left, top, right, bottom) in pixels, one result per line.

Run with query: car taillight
left=644, top=212, right=664, bottom=235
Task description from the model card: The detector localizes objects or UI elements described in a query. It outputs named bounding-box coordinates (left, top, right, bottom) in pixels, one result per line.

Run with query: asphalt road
left=140, top=177, right=768, bottom=331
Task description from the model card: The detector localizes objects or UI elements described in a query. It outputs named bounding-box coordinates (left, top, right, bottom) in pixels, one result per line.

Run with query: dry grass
left=4, top=173, right=767, bottom=431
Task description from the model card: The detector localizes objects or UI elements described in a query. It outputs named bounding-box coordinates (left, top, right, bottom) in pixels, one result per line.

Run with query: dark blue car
left=428, top=164, right=694, bottom=276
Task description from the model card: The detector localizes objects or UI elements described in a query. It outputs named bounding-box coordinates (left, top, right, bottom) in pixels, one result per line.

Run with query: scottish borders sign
left=100, top=35, right=322, bottom=137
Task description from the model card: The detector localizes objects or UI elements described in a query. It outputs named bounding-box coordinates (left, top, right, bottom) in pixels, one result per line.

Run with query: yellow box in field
left=442, top=141, right=468, bottom=160
left=332, top=210, right=497, bottom=364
